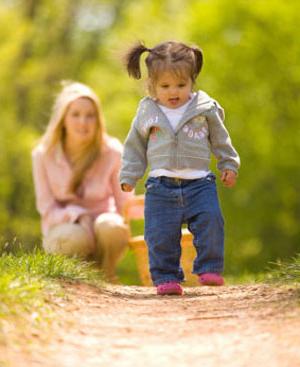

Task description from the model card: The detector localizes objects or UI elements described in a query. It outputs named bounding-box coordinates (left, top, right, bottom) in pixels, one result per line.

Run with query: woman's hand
left=221, top=170, right=237, bottom=188
left=121, top=183, right=134, bottom=192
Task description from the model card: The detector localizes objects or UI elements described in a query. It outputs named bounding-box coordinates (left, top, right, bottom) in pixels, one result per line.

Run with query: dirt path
left=1, top=283, right=300, bottom=367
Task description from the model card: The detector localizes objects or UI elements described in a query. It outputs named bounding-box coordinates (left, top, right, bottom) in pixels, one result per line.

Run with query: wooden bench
left=123, top=195, right=199, bottom=286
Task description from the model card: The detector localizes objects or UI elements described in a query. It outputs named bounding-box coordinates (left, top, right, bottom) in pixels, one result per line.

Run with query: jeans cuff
left=153, top=277, right=183, bottom=286
left=192, top=266, right=224, bottom=275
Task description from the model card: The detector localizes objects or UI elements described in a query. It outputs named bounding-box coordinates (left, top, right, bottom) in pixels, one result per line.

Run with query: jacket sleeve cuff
left=218, top=163, right=239, bottom=175
left=120, top=176, right=137, bottom=188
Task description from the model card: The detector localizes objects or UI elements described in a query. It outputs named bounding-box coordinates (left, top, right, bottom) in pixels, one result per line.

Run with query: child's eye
left=161, top=84, right=169, bottom=89
left=178, top=83, right=186, bottom=88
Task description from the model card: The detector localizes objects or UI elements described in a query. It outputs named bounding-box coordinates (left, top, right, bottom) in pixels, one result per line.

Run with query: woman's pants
left=42, top=213, right=129, bottom=281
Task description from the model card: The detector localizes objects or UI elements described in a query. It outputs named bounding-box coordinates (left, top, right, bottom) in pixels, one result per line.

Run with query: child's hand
left=121, top=183, right=134, bottom=192
left=221, top=170, right=237, bottom=188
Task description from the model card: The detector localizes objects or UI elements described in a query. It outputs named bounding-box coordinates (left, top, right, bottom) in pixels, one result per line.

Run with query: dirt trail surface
left=1, top=283, right=300, bottom=367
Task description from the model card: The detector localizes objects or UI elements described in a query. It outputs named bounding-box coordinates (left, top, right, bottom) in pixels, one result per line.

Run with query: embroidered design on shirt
left=149, top=126, right=161, bottom=141
left=183, top=124, right=208, bottom=140
left=141, top=116, right=159, bottom=136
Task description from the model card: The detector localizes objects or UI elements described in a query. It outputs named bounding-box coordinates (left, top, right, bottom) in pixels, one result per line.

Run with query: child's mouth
left=168, top=97, right=180, bottom=105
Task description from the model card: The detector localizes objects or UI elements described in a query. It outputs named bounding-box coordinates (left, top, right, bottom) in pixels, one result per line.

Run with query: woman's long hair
left=39, top=81, right=105, bottom=194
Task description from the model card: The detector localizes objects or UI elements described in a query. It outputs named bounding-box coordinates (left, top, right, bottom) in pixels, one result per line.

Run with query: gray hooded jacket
left=120, top=90, right=240, bottom=187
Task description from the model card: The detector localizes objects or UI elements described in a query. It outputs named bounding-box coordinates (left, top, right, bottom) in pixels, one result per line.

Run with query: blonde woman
left=32, top=81, right=132, bottom=282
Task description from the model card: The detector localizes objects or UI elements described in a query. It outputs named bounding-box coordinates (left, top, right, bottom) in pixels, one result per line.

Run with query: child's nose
left=170, top=86, right=178, bottom=94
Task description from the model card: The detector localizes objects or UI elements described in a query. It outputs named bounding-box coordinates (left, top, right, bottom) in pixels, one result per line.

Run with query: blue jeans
left=144, top=174, right=224, bottom=286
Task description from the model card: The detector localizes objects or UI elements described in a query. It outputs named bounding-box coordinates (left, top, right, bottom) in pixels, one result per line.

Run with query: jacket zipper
left=174, top=134, right=178, bottom=169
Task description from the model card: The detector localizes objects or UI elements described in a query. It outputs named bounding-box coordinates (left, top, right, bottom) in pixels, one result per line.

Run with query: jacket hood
left=140, top=90, right=223, bottom=119
left=135, top=90, right=225, bottom=136
left=187, top=90, right=225, bottom=121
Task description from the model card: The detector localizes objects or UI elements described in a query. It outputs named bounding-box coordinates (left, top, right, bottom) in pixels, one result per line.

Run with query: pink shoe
left=156, top=281, right=183, bottom=296
left=198, top=273, right=224, bottom=286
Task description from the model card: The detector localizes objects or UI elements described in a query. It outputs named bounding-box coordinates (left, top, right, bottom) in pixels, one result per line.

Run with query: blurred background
left=0, top=0, right=299, bottom=284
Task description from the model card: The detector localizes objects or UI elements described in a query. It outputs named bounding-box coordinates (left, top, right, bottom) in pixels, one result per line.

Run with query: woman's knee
left=43, top=223, right=94, bottom=258
left=94, top=213, right=129, bottom=248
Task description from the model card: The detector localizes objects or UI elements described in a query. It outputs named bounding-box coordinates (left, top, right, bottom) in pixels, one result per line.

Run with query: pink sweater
left=32, top=136, right=132, bottom=235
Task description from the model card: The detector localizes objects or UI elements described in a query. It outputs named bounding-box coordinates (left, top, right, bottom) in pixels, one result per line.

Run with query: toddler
left=120, top=41, right=240, bottom=295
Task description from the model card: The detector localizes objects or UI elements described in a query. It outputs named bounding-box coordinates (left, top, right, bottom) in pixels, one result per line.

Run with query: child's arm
left=120, top=120, right=148, bottom=190
left=207, top=103, right=240, bottom=179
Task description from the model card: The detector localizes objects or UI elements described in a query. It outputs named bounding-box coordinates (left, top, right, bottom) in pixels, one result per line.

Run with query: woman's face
left=63, top=97, right=98, bottom=145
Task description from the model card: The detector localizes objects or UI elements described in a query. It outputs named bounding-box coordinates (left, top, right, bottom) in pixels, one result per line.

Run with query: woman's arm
left=32, top=148, right=87, bottom=231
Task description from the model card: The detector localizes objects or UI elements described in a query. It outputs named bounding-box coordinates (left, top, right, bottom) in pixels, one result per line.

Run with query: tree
left=1, top=0, right=299, bottom=276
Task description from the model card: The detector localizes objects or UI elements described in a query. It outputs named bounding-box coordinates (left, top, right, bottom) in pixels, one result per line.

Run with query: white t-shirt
left=149, top=95, right=210, bottom=180
left=159, top=99, right=191, bottom=131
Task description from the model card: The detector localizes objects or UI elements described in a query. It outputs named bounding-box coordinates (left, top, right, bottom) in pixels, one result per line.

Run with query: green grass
left=1, top=242, right=298, bottom=320
left=0, top=247, right=103, bottom=318
left=265, top=253, right=300, bottom=284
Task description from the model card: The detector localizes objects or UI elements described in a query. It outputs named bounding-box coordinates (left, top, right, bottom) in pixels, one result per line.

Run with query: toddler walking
left=120, top=41, right=240, bottom=295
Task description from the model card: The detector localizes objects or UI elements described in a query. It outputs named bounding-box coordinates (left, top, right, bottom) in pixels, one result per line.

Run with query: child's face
left=153, top=71, right=193, bottom=109
left=64, top=97, right=98, bottom=145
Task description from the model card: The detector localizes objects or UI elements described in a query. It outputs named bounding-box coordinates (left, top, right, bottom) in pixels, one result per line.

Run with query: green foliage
left=0, top=247, right=103, bottom=282
left=266, top=253, right=300, bottom=284
left=0, top=246, right=103, bottom=318
left=1, top=0, right=299, bottom=282
left=0, top=272, right=47, bottom=318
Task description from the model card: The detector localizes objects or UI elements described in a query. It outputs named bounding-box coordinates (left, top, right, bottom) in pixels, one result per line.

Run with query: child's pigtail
left=125, top=42, right=150, bottom=79
left=191, top=46, right=203, bottom=80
